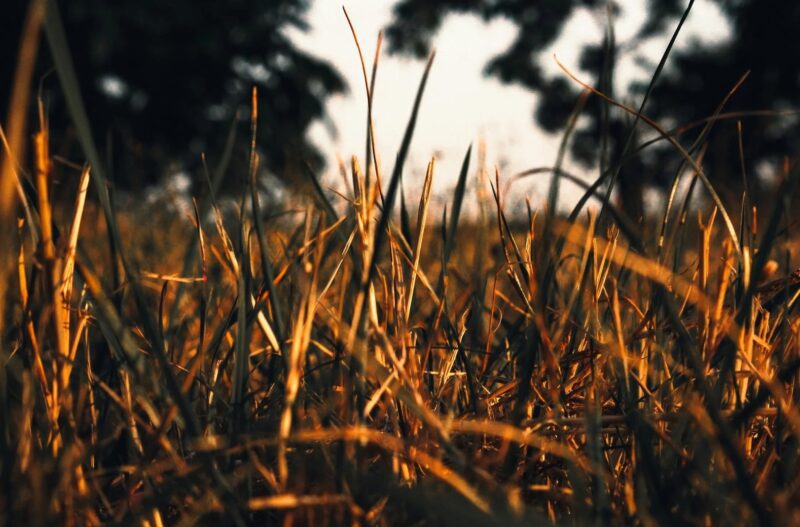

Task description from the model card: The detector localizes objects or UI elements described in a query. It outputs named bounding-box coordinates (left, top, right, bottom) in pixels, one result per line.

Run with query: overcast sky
left=291, top=1, right=731, bottom=211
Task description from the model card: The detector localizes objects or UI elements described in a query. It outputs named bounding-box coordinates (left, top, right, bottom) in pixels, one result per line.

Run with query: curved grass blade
left=657, top=72, right=750, bottom=262
left=566, top=0, right=696, bottom=236
left=557, top=57, right=741, bottom=259
left=343, top=7, right=384, bottom=206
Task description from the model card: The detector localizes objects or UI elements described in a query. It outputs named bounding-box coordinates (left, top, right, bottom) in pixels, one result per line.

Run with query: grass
left=3, top=1, right=800, bottom=525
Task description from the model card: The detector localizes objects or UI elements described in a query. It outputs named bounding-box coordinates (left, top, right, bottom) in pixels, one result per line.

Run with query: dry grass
left=3, top=2, right=800, bottom=526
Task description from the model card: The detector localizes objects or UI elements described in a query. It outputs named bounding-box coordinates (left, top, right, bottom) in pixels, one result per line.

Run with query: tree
left=1, top=0, right=345, bottom=188
left=386, top=0, right=800, bottom=218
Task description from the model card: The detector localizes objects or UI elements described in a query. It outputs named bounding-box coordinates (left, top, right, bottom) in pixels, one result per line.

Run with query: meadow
left=3, top=6, right=800, bottom=527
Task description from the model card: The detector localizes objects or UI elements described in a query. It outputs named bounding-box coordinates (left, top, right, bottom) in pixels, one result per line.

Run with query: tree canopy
left=1, top=0, right=345, bottom=188
left=386, top=0, right=800, bottom=216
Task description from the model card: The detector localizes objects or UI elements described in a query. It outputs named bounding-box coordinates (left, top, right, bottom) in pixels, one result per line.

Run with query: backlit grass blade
left=343, top=7, right=384, bottom=206
left=405, top=159, right=434, bottom=321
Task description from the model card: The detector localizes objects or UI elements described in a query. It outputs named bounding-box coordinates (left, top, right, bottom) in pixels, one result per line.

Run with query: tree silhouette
left=1, top=0, right=345, bottom=188
left=386, top=0, right=800, bottom=218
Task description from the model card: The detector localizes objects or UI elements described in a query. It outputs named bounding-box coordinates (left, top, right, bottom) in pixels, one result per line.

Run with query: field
left=3, top=7, right=800, bottom=527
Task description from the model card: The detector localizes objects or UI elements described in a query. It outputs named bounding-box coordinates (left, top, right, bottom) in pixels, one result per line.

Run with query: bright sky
left=292, top=1, right=731, bottom=211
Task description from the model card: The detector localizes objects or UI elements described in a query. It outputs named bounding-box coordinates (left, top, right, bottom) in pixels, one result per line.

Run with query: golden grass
left=3, top=118, right=800, bottom=524
left=3, top=4, right=800, bottom=525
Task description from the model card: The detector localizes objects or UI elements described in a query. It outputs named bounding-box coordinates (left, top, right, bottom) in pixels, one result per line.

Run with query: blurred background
left=2, top=0, right=798, bottom=218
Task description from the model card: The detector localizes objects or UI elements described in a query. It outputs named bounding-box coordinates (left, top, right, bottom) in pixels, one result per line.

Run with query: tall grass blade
left=0, top=0, right=44, bottom=335
left=443, top=144, right=471, bottom=266
left=363, top=51, right=435, bottom=290
left=567, top=0, right=696, bottom=232
left=247, top=88, right=285, bottom=359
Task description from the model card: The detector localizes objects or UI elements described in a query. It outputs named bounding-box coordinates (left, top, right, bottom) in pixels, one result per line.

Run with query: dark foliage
left=386, top=0, right=800, bottom=212
left=1, top=0, right=345, bottom=188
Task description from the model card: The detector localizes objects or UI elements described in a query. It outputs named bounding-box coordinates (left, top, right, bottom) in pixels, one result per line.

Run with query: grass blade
left=443, top=144, right=471, bottom=267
